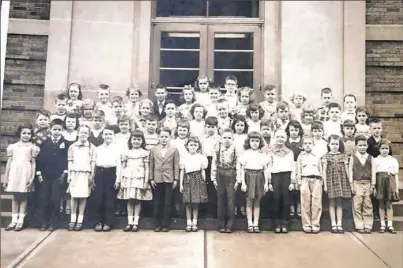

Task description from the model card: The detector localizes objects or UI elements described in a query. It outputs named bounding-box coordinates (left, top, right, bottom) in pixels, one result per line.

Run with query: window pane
left=209, top=0, right=259, bottom=17
left=214, top=34, right=253, bottom=50
left=161, top=51, right=199, bottom=68
left=160, top=70, right=199, bottom=103
left=157, top=0, right=206, bottom=17
left=214, top=52, right=253, bottom=69
left=161, top=33, right=200, bottom=49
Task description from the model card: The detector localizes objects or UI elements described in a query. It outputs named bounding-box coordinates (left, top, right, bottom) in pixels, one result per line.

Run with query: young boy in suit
left=153, top=85, right=168, bottom=121
left=149, top=127, right=180, bottom=232
left=36, top=119, right=71, bottom=230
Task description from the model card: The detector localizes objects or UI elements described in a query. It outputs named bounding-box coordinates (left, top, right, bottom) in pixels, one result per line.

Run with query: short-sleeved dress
left=374, top=155, right=400, bottom=203
left=180, top=153, right=208, bottom=204
left=5, top=142, right=39, bottom=193
left=323, top=152, right=351, bottom=199
left=67, top=141, right=96, bottom=198
left=117, top=148, right=152, bottom=201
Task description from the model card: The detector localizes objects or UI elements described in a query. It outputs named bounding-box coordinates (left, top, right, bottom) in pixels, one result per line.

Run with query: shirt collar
left=343, top=136, right=355, bottom=142
left=355, top=152, right=368, bottom=159
left=76, top=141, right=90, bottom=147
left=288, top=137, right=301, bottom=143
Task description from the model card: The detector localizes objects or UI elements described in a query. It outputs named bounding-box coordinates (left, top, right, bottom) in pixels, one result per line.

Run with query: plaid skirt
left=375, top=172, right=399, bottom=203
left=245, top=169, right=265, bottom=200
left=326, top=163, right=351, bottom=199
left=183, top=171, right=208, bottom=204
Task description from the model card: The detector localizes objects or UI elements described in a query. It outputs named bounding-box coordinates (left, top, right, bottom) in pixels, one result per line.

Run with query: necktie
left=161, top=146, right=166, bottom=157
left=53, top=138, right=58, bottom=144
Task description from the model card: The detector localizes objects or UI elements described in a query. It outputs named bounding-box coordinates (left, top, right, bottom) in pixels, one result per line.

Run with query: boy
left=50, top=94, right=68, bottom=121
left=341, top=94, right=357, bottom=123
left=296, top=135, right=323, bottom=233
left=36, top=119, right=70, bottom=231
left=261, top=121, right=273, bottom=150
left=348, top=135, right=376, bottom=233
left=316, top=87, right=333, bottom=122
left=107, top=96, right=124, bottom=126
left=259, top=85, right=278, bottom=122
left=80, top=99, right=95, bottom=126
left=33, top=109, right=52, bottom=147
left=160, top=100, right=178, bottom=133
left=95, top=84, right=113, bottom=120
left=89, top=110, right=105, bottom=147
left=274, top=101, right=290, bottom=131
left=223, top=75, right=238, bottom=114
left=206, top=87, right=220, bottom=117
left=211, top=128, right=239, bottom=233
left=115, top=115, right=131, bottom=151
left=342, top=119, right=356, bottom=156
left=216, top=99, right=232, bottom=134
left=144, top=115, right=160, bottom=150
left=311, top=121, right=327, bottom=158
left=149, top=127, right=180, bottom=232
left=93, top=126, right=121, bottom=232
left=153, top=85, right=168, bottom=121
left=323, top=102, right=342, bottom=138
left=202, top=116, right=221, bottom=217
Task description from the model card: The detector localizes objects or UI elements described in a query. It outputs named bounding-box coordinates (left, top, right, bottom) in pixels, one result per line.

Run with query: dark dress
left=323, top=153, right=351, bottom=199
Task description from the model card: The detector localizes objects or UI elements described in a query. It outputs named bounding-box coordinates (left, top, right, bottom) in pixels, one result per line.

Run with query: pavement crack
left=350, top=232, right=391, bottom=268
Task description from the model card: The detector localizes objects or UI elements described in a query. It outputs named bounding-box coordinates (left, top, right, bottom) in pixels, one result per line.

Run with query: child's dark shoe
left=185, top=225, right=192, bottom=232
left=154, top=226, right=162, bottom=232
left=225, top=228, right=233, bottom=233
left=253, top=226, right=261, bottom=233
left=337, top=225, right=344, bottom=234
left=281, top=226, right=288, bottom=233
left=94, top=223, right=103, bottom=232
left=48, top=225, right=55, bottom=231
left=218, top=228, right=226, bottom=233
left=379, top=226, right=385, bottom=233
left=331, top=225, right=338, bottom=233
left=364, top=228, right=371, bottom=234
left=387, top=226, right=396, bottom=234
left=312, top=229, right=320, bottom=234
left=74, top=223, right=83, bottom=231
left=247, top=226, right=254, bottom=233
left=132, top=225, right=139, bottom=232
left=103, top=225, right=111, bottom=232
left=40, top=225, right=48, bottom=231
left=274, top=226, right=281, bottom=233
left=14, top=223, right=24, bottom=232
left=123, top=225, right=133, bottom=232
left=303, top=227, right=312, bottom=234
left=191, top=225, right=198, bottom=232
left=68, top=222, right=75, bottom=231
left=5, top=222, right=16, bottom=231
left=161, top=227, right=170, bottom=232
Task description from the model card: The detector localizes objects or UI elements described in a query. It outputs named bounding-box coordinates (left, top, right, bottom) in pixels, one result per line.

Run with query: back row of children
left=2, top=75, right=399, bottom=234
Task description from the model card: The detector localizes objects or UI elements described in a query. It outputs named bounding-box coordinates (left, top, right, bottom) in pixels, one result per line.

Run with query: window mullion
left=206, top=0, right=209, bottom=18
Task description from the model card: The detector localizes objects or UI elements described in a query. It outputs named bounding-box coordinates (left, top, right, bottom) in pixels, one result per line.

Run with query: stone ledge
left=8, top=18, right=49, bottom=36
left=366, top=25, right=403, bottom=41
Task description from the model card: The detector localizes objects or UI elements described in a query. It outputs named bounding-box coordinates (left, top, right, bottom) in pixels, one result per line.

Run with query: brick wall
left=366, top=0, right=403, bottom=24
left=9, top=0, right=51, bottom=20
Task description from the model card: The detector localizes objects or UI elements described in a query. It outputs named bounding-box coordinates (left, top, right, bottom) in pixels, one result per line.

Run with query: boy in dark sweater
left=89, top=110, right=105, bottom=146
left=36, top=119, right=71, bottom=230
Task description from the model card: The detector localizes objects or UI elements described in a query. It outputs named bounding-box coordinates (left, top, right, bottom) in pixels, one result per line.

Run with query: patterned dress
left=117, top=148, right=152, bottom=201
left=323, top=153, right=351, bottom=199
left=181, top=154, right=208, bottom=204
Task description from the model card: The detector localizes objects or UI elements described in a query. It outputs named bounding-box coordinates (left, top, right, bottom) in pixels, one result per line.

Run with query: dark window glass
left=157, top=0, right=206, bottom=17
left=214, top=71, right=253, bottom=88
left=209, top=0, right=259, bottom=17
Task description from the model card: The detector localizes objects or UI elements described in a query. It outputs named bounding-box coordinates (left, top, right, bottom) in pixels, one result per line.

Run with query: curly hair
left=180, top=85, right=196, bottom=104
left=231, top=114, right=249, bottom=134
left=174, top=119, right=190, bottom=138
left=237, top=87, right=254, bottom=104
left=185, top=136, right=202, bottom=153
left=246, top=104, right=265, bottom=119
left=190, top=103, right=208, bottom=119
left=125, top=85, right=143, bottom=99
left=285, top=120, right=304, bottom=138
left=194, top=75, right=212, bottom=92
left=244, top=131, right=265, bottom=150
left=17, top=123, right=34, bottom=140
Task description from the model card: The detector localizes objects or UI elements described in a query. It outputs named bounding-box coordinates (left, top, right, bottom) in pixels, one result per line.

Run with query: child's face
left=379, top=144, right=390, bottom=157
left=329, top=138, right=340, bottom=153
left=50, top=124, right=63, bottom=139
left=277, top=108, right=289, bottom=120
left=328, top=107, right=340, bottom=121
left=159, top=131, right=170, bottom=146
left=356, top=111, right=368, bottom=124
left=261, top=126, right=271, bottom=138
left=321, top=93, right=333, bottom=106
left=98, top=89, right=110, bottom=104
left=344, top=96, right=356, bottom=111
left=343, top=126, right=355, bottom=137
left=221, top=132, right=233, bottom=148
left=146, top=120, right=158, bottom=134
left=83, top=107, right=94, bottom=118
left=69, top=85, right=80, bottom=101
left=103, top=129, right=114, bottom=145
left=129, top=90, right=140, bottom=103
left=304, top=112, right=314, bottom=124
left=193, top=107, right=204, bottom=121
left=78, top=127, right=90, bottom=142
left=56, top=99, right=67, bottom=115
left=225, top=79, right=237, bottom=93
left=36, top=114, right=50, bottom=129
left=356, top=140, right=368, bottom=154
left=370, top=123, right=382, bottom=137
left=289, top=125, right=300, bottom=139
left=234, top=121, right=246, bottom=134
left=131, top=136, right=143, bottom=148
left=240, top=92, right=250, bottom=105
left=140, top=104, right=151, bottom=116
left=250, top=110, right=260, bottom=121
left=293, top=95, right=304, bottom=107
left=209, top=89, right=220, bottom=103
left=312, top=129, right=324, bottom=140
left=20, top=128, right=32, bottom=142
left=119, top=121, right=130, bottom=134
left=92, top=117, right=105, bottom=130
left=205, top=125, right=216, bottom=136
left=177, top=126, right=189, bottom=139
left=165, top=103, right=177, bottom=117
left=65, top=117, right=77, bottom=131
left=249, top=138, right=261, bottom=150
left=264, top=89, right=276, bottom=103
left=217, top=103, right=228, bottom=118
left=275, top=131, right=286, bottom=145
left=155, top=88, right=167, bottom=102
left=198, top=78, right=209, bottom=92
left=303, top=139, right=313, bottom=152
left=183, top=89, right=194, bottom=103
left=187, top=141, right=199, bottom=154
left=112, top=102, right=123, bottom=116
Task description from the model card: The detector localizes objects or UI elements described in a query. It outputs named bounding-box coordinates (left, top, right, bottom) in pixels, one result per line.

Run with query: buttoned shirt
left=269, top=146, right=295, bottom=173
left=355, top=152, right=369, bottom=166
left=374, top=155, right=399, bottom=174
left=315, top=106, right=329, bottom=122
left=297, top=152, right=322, bottom=178
left=211, top=145, right=238, bottom=181
left=259, top=101, right=277, bottom=118
left=95, top=142, right=121, bottom=176
left=324, top=120, right=342, bottom=138
left=312, top=138, right=328, bottom=158
left=202, top=134, right=220, bottom=157
left=158, top=100, right=165, bottom=114
left=341, top=111, right=355, bottom=123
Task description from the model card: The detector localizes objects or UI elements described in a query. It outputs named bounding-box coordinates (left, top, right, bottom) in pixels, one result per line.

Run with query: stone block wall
left=9, top=0, right=51, bottom=20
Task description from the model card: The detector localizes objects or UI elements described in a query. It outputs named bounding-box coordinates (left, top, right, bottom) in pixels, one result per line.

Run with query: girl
left=341, top=119, right=356, bottom=156
left=3, top=124, right=39, bottom=231
left=124, top=85, right=142, bottom=118
left=355, top=106, right=370, bottom=138
left=194, top=75, right=211, bottom=107
left=374, top=139, right=399, bottom=234
left=189, top=103, right=207, bottom=140
left=246, top=104, right=265, bottom=133
left=63, top=113, right=79, bottom=142
left=236, top=87, right=254, bottom=116
left=239, top=132, right=270, bottom=233
left=180, top=136, right=208, bottom=232
left=80, top=99, right=95, bottom=126
left=132, top=99, right=153, bottom=131
left=66, top=83, right=83, bottom=114
left=285, top=120, right=304, bottom=217
left=178, top=85, right=196, bottom=120
left=206, top=87, right=220, bottom=117
left=322, top=135, right=351, bottom=233
left=289, top=93, right=306, bottom=123
left=67, top=124, right=96, bottom=231
left=300, top=105, right=315, bottom=137
left=116, top=130, right=152, bottom=232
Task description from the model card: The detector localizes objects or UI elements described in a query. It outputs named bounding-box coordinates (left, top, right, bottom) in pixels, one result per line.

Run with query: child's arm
left=149, top=150, right=156, bottom=187
left=322, top=157, right=327, bottom=192
left=144, top=155, right=150, bottom=188
left=173, top=149, right=180, bottom=188
left=211, top=153, right=217, bottom=187
left=344, top=155, right=350, bottom=181
left=89, top=148, right=96, bottom=187
left=348, top=156, right=354, bottom=185
left=2, top=157, right=12, bottom=186
left=296, top=156, right=302, bottom=186
left=370, top=156, right=376, bottom=192
left=179, top=168, right=184, bottom=192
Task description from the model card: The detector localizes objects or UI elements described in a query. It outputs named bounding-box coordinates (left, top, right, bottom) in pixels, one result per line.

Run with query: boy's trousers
left=39, top=176, right=64, bottom=226
left=352, top=181, right=373, bottom=230
left=205, top=156, right=217, bottom=217
left=93, top=167, right=117, bottom=226
left=216, top=167, right=236, bottom=230
left=153, top=182, right=173, bottom=227
left=272, top=172, right=291, bottom=226
left=300, top=176, right=323, bottom=231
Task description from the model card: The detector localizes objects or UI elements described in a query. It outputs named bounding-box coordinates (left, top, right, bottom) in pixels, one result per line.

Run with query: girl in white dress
left=124, top=85, right=142, bottom=119
left=62, top=113, right=79, bottom=142
left=194, top=75, right=211, bottom=107
left=355, top=107, right=371, bottom=138
left=66, top=82, right=83, bottom=114
left=67, top=125, right=96, bottom=231
left=178, top=85, right=196, bottom=121
left=3, top=124, right=39, bottom=231
left=189, top=103, right=207, bottom=140
left=246, top=104, right=264, bottom=133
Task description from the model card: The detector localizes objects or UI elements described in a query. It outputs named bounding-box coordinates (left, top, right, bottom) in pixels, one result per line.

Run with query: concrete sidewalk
left=1, top=229, right=402, bottom=268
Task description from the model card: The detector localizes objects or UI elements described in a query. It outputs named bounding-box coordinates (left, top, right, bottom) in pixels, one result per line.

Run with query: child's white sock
left=77, top=215, right=84, bottom=223
left=192, top=219, right=197, bottom=226
left=247, top=219, right=253, bottom=226
left=127, top=216, right=133, bottom=225
left=133, top=216, right=140, bottom=225
left=380, top=220, right=386, bottom=227
left=186, top=220, right=192, bottom=226
left=11, top=213, right=18, bottom=223
left=71, top=213, right=77, bottom=223
left=17, top=213, right=25, bottom=224
left=253, top=220, right=259, bottom=227
left=387, top=221, right=393, bottom=227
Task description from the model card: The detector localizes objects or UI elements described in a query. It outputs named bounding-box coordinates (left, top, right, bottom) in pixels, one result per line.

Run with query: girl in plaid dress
left=322, top=135, right=351, bottom=234
left=180, top=136, right=208, bottom=232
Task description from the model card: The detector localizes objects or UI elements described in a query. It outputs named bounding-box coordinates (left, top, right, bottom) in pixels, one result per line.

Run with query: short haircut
left=344, top=94, right=356, bottom=102
left=302, top=135, right=314, bottom=142
left=190, top=103, right=208, bottom=119
left=217, top=98, right=228, bottom=105
left=112, top=96, right=123, bottom=105
left=126, top=85, right=143, bottom=98
left=276, top=101, right=289, bottom=112
left=221, top=128, right=234, bottom=135
left=164, top=99, right=176, bottom=107
left=93, top=109, right=105, bottom=119
left=285, top=120, right=304, bottom=138
left=260, top=120, right=272, bottom=130
left=145, top=114, right=158, bottom=122
left=368, top=117, right=381, bottom=125
left=56, top=93, right=68, bottom=102
left=244, top=131, right=265, bottom=150
left=104, top=125, right=118, bottom=133
left=155, top=84, right=166, bottom=90
left=237, top=87, right=253, bottom=99
left=264, top=85, right=276, bottom=92
left=354, top=135, right=367, bottom=145
left=311, top=121, right=324, bottom=131
left=321, top=87, right=332, bottom=96
left=343, top=119, right=355, bottom=128
left=50, top=119, right=64, bottom=128
left=36, top=108, right=51, bottom=118
left=328, top=102, right=341, bottom=110
left=118, top=114, right=131, bottom=124
left=225, top=75, right=238, bottom=84
left=301, top=105, right=316, bottom=119
left=99, top=84, right=110, bottom=91
left=64, top=113, right=79, bottom=130
left=205, top=116, right=218, bottom=127
left=157, top=126, right=172, bottom=136
left=67, top=83, right=83, bottom=100
left=208, top=86, right=220, bottom=93
left=82, top=98, right=95, bottom=109
left=246, top=104, right=265, bottom=119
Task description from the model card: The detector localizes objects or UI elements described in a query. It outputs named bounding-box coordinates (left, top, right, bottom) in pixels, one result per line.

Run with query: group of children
left=2, top=75, right=400, bottom=234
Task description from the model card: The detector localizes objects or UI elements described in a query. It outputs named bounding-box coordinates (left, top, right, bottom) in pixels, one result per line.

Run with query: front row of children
left=2, top=119, right=400, bottom=234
